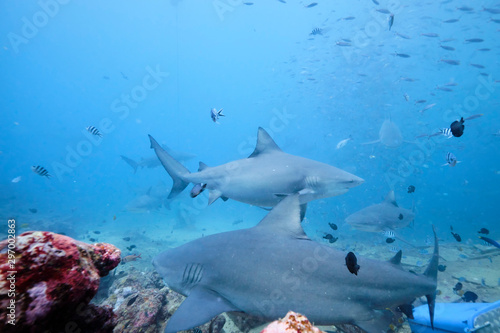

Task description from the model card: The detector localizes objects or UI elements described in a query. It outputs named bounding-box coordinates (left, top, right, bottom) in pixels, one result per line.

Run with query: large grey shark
left=148, top=127, right=364, bottom=212
left=345, top=190, right=414, bottom=232
left=153, top=194, right=438, bottom=333
left=363, top=119, right=404, bottom=148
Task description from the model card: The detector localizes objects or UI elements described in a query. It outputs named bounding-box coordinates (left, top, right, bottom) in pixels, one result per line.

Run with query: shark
left=148, top=127, right=364, bottom=214
left=153, top=194, right=438, bottom=333
left=345, top=190, right=414, bottom=232
left=121, top=145, right=195, bottom=174
left=363, top=118, right=404, bottom=148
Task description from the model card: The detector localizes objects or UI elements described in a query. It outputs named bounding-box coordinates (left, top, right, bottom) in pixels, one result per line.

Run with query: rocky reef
left=0, top=231, right=121, bottom=333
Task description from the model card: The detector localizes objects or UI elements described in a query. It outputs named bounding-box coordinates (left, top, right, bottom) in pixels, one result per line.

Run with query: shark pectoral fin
left=355, top=309, right=394, bottom=333
left=164, top=287, right=238, bottom=333
left=208, top=190, right=223, bottom=205
left=300, top=203, right=307, bottom=221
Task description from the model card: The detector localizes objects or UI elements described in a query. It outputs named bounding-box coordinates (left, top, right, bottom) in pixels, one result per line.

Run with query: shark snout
left=343, top=175, right=364, bottom=188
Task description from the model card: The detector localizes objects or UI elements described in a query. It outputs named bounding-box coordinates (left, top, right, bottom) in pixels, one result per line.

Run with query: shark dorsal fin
left=248, top=127, right=283, bottom=158
left=389, top=250, right=402, bottom=265
left=385, top=190, right=398, bottom=207
left=255, top=194, right=309, bottom=240
left=198, top=162, right=209, bottom=172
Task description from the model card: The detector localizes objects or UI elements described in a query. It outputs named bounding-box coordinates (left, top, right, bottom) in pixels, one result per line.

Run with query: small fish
left=305, top=2, right=317, bottom=8
left=421, top=33, right=439, bottom=38
left=89, top=237, right=96, bottom=242
left=323, top=234, right=333, bottom=240
left=453, top=282, right=463, bottom=292
left=32, top=165, right=51, bottom=178
left=388, top=14, right=394, bottom=30
left=210, top=108, right=224, bottom=123
left=478, top=236, right=500, bottom=249
left=407, top=185, right=415, bottom=193
left=11, top=176, right=22, bottom=183
left=190, top=183, right=207, bottom=198
left=127, top=245, right=137, bottom=251
left=477, top=48, right=490, bottom=52
left=456, top=6, right=474, bottom=12
left=470, top=63, right=485, bottom=69
left=328, top=222, right=338, bottom=231
left=386, top=238, right=396, bottom=244
left=443, top=152, right=459, bottom=167
left=443, top=18, right=459, bottom=23
left=464, top=114, right=483, bottom=121
left=444, top=82, right=458, bottom=86
left=243, top=2, right=253, bottom=5
left=376, top=8, right=391, bottom=14
left=310, top=28, right=322, bottom=36
left=372, top=0, right=379, bottom=4
left=403, top=93, right=409, bottom=101
left=440, top=59, right=460, bottom=65
left=437, top=264, right=446, bottom=272
left=440, top=45, right=455, bottom=51
left=438, top=128, right=453, bottom=138
left=414, top=100, right=426, bottom=104
left=451, top=231, right=462, bottom=242
left=478, top=228, right=489, bottom=235
left=336, top=41, right=352, bottom=46
left=398, top=213, right=404, bottom=220
left=450, top=117, right=465, bottom=137
left=462, top=291, right=478, bottom=303
left=121, top=253, right=142, bottom=264
left=436, top=86, right=453, bottom=92
left=420, top=103, right=436, bottom=113
left=381, top=230, right=395, bottom=238
left=345, top=252, right=360, bottom=275
left=483, top=7, right=500, bottom=14
left=123, top=237, right=131, bottom=241
left=395, top=32, right=411, bottom=39
left=340, top=16, right=356, bottom=21
left=86, top=126, right=103, bottom=137
left=465, top=38, right=484, bottom=43
left=94, top=230, right=101, bottom=234
left=336, top=136, right=352, bottom=149
left=113, top=215, right=117, bottom=221
left=29, top=208, right=38, bottom=213
left=395, top=52, right=410, bottom=58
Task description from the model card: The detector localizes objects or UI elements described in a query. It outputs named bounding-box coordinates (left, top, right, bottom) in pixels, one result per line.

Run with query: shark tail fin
left=149, top=135, right=190, bottom=199
left=423, top=225, right=439, bottom=330
left=120, top=155, right=139, bottom=174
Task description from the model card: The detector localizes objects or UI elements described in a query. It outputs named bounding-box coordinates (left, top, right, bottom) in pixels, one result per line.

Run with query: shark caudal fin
left=423, top=225, right=439, bottom=330
left=120, top=155, right=139, bottom=174
left=149, top=135, right=191, bottom=199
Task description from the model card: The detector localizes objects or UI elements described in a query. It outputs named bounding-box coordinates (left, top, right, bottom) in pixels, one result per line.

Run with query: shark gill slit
left=182, top=263, right=203, bottom=286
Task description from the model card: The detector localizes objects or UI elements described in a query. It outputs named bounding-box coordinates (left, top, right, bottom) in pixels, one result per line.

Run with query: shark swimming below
left=148, top=127, right=364, bottom=213
left=363, top=118, right=405, bottom=148
left=345, top=190, right=415, bottom=232
left=153, top=194, right=438, bottom=333
left=121, top=145, right=195, bottom=174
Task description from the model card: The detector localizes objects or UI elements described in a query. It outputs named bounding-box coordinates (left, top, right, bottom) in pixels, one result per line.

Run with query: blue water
left=1, top=1, right=499, bottom=258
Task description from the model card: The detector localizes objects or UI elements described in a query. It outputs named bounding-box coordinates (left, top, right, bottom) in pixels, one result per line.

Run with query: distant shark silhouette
left=153, top=194, right=438, bottom=333
left=149, top=127, right=363, bottom=215
left=345, top=190, right=414, bottom=232
left=121, top=145, right=195, bottom=174
left=363, top=119, right=405, bottom=148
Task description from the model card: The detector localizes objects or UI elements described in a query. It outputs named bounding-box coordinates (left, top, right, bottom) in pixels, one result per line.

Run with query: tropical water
left=1, top=0, right=499, bottom=332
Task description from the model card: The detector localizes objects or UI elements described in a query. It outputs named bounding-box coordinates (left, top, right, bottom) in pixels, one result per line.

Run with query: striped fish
left=439, top=127, right=453, bottom=138
left=381, top=230, right=395, bottom=238
left=443, top=152, right=458, bottom=167
left=86, top=126, right=103, bottom=137
left=32, top=165, right=51, bottom=178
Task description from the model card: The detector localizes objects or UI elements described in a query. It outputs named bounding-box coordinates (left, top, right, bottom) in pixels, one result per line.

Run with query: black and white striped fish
left=381, top=230, right=395, bottom=238
left=443, top=152, right=458, bottom=167
left=439, top=127, right=453, bottom=138
left=86, top=126, right=103, bottom=137
left=32, top=165, right=51, bottom=178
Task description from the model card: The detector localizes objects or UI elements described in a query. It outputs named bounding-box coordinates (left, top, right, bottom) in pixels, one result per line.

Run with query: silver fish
left=443, top=152, right=458, bottom=167
left=210, top=108, right=224, bottom=123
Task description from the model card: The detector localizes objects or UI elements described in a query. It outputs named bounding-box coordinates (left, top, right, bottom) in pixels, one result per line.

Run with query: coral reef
left=0, top=231, right=121, bottom=332
left=260, top=311, right=325, bottom=333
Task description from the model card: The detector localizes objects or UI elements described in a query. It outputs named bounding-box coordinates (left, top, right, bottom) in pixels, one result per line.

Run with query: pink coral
left=260, top=311, right=325, bottom=333
left=0, top=231, right=121, bottom=332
